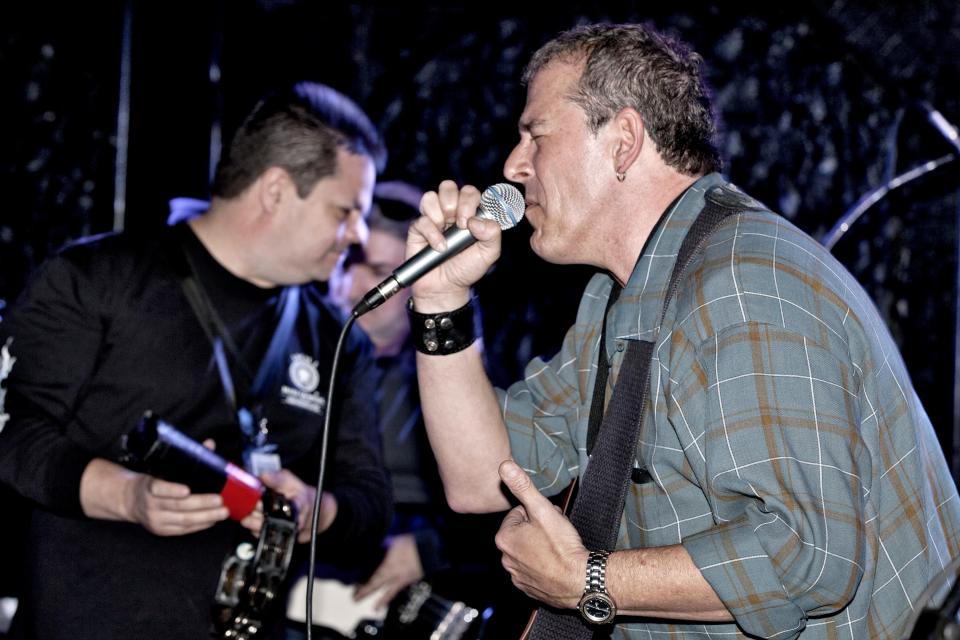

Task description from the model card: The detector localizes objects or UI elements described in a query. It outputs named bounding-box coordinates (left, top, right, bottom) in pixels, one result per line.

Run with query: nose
left=503, top=138, right=533, bottom=183
left=343, top=211, right=368, bottom=246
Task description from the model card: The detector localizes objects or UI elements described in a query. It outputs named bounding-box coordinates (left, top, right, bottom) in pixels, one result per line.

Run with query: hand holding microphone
left=351, top=181, right=525, bottom=317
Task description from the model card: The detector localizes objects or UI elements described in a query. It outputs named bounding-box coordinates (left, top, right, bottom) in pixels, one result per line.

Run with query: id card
left=247, top=450, right=282, bottom=476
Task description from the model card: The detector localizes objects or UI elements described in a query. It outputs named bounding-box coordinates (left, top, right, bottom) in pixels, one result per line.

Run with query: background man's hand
left=126, top=473, right=229, bottom=536
left=240, top=468, right=337, bottom=544
left=354, top=533, right=424, bottom=609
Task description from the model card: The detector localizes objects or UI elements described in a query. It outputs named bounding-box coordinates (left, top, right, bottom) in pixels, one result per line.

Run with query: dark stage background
left=2, top=0, right=960, bottom=491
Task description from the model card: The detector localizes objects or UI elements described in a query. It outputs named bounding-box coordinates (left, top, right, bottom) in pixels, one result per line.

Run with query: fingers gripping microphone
left=351, top=183, right=525, bottom=317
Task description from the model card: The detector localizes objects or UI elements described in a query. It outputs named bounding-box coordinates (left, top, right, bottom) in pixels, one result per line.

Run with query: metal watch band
left=578, top=549, right=616, bottom=624
left=585, top=550, right=610, bottom=594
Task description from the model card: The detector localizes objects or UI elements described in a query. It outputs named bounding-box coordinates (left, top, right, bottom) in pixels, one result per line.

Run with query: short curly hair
left=524, top=23, right=722, bottom=176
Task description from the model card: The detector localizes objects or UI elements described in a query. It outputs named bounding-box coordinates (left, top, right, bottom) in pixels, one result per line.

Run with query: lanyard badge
left=239, top=406, right=281, bottom=476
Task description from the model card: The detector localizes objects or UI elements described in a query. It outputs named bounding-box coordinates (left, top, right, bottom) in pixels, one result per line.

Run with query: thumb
left=466, top=215, right=502, bottom=242
left=499, top=459, right=550, bottom=519
left=258, top=469, right=289, bottom=493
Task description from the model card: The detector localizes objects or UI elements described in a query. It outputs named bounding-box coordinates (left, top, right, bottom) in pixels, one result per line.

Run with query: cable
left=305, top=314, right=356, bottom=640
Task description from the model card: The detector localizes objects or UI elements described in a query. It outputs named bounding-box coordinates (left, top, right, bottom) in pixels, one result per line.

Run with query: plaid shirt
left=499, top=173, right=960, bottom=638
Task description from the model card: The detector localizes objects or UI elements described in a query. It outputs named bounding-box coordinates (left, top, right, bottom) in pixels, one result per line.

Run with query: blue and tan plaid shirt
left=499, top=172, right=960, bottom=638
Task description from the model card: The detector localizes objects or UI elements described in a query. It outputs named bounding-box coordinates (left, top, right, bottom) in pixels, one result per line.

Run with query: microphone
left=351, top=183, right=525, bottom=317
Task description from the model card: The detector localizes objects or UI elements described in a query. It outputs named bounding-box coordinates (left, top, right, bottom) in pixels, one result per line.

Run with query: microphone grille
left=479, top=183, right=525, bottom=230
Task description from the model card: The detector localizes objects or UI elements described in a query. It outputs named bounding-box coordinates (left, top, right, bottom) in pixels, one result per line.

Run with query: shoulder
left=300, top=284, right=350, bottom=329
left=53, top=228, right=178, bottom=277
left=20, top=229, right=177, bottom=302
left=673, top=202, right=859, bottom=350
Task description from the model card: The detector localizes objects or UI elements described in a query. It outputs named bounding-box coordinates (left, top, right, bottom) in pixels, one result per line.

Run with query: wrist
left=80, top=458, right=141, bottom=522
left=409, top=290, right=471, bottom=313
left=578, top=549, right=617, bottom=624
left=566, top=548, right=591, bottom=608
left=408, top=298, right=478, bottom=355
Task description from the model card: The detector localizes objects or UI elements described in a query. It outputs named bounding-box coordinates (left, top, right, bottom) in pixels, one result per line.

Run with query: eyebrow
left=518, top=118, right=547, bottom=133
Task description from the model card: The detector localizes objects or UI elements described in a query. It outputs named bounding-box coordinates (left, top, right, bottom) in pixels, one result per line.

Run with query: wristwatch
left=577, top=550, right=616, bottom=624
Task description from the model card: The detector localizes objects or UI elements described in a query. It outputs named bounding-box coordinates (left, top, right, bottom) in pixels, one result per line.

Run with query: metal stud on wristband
left=408, top=298, right=477, bottom=355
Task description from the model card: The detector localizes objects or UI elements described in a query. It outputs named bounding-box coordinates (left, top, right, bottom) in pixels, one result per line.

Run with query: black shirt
left=0, top=225, right=390, bottom=640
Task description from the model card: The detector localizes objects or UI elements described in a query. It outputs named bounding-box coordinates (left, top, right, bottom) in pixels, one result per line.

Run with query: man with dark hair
left=0, top=81, right=391, bottom=639
left=408, top=23, right=960, bottom=639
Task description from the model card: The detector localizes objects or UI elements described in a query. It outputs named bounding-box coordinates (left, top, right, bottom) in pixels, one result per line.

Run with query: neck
left=188, top=199, right=274, bottom=288
left=605, top=170, right=702, bottom=285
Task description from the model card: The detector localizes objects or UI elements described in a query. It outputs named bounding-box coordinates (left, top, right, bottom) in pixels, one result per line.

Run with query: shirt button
left=616, top=341, right=625, bottom=352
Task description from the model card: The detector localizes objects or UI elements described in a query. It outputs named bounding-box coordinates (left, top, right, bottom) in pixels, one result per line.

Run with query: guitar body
left=287, top=577, right=387, bottom=638
left=287, top=577, right=489, bottom=640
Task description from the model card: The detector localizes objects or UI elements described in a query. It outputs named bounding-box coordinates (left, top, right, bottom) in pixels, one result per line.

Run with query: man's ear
left=257, top=167, right=294, bottom=215
left=611, top=107, right=644, bottom=175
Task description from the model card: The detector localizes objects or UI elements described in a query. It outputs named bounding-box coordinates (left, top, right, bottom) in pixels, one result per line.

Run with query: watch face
left=579, top=592, right=615, bottom=624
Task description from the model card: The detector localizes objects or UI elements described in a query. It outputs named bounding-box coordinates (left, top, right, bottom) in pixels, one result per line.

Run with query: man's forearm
left=607, top=544, right=732, bottom=622
left=417, top=342, right=512, bottom=513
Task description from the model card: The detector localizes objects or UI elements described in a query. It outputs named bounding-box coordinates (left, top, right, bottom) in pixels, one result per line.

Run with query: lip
left=524, top=203, right=542, bottom=229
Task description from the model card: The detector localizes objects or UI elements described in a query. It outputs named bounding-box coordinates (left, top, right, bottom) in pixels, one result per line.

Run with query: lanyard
left=178, top=239, right=301, bottom=453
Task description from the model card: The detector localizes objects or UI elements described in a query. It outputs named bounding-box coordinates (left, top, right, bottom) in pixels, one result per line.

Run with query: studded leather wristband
left=408, top=297, right=477, bottom=355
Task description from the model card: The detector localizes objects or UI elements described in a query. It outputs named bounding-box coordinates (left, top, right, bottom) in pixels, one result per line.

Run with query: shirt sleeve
left=496, top=275, right=611, bottom=497
left=678, top=321, right=868, bottom=639
left=0, top=255, right=105, bottom=517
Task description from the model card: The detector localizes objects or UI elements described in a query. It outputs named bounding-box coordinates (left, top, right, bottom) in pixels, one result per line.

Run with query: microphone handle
left=351, top=223, right=477, bottom=317
left=394, top=224, right=476, bottom=286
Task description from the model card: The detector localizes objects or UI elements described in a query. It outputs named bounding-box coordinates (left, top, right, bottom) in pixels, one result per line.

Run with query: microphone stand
left=821, top=153, right=955, bottom=251
left=822, top=102, right=960, bottom=249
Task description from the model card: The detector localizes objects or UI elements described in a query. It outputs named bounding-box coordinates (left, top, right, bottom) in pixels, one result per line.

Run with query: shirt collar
left=609, top=172, right=727, bottom=341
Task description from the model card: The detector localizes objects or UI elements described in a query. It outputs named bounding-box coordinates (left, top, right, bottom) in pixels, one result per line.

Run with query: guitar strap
left=174, top=227, right=301, bottom=470
left=526, top=192, right=749, bottom=639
